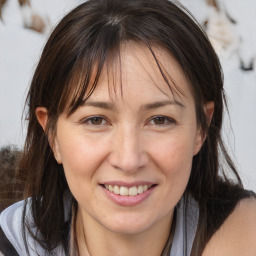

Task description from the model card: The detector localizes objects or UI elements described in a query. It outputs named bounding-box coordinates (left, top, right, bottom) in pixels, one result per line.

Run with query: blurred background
left=0, top=0, right=255, bottom=190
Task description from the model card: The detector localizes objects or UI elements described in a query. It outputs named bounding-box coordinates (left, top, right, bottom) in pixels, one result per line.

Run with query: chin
left=108, top=223, right=151, bottom=235
left=101, top=213, right=161, bottom=235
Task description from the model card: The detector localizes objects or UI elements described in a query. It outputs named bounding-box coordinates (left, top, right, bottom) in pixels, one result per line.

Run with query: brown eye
left=153, top=116, right=167, bottom=125
left=83, top=116, right=107, bottom=126
left=89, top=117, right=103, bottom=125
left=148, top=116, right=176, bottom=127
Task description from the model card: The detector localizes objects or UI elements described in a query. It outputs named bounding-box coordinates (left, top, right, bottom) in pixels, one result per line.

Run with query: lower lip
left=101, top=185, right=156, bottom=207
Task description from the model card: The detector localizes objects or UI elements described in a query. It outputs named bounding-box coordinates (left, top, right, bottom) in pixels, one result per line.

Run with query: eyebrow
left=80, top=99, right=184, bottom=111
left=141, top=100, right=185, bottom=110
left=80, top=101, right=115, bottom=110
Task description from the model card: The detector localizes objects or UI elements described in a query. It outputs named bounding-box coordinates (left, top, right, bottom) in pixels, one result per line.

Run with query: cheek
left=148, top=133, right=195, bottom=188
left=145, top=135, right=194, bottom=219
left=58, top=131, right=107, bottom=171
left=163, top=142, right=192, bottom=186
left=149, top=132, right=195, bottom=169
left=56, top=133, right=109, bottom=198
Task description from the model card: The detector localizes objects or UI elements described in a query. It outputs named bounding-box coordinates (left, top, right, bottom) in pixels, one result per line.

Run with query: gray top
left=0, top=200, right=64, bottom=256
left=0, top=195, right=198, bottom=256
left=170, top=195, right=199, bottom=256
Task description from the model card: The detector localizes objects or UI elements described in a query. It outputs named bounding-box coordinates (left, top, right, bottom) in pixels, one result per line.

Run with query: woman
left=0, top=0, right=256, bottom=255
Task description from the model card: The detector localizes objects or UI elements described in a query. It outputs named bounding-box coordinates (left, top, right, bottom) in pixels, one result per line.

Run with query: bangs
left=56, top=17, right=123, bottom=116
left=44, top=0, right=203, bottom=119
left=61, top=41, right=185, bottom=117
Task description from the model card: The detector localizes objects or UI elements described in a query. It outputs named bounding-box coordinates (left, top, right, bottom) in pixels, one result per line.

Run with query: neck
left=75, top=208, right=175, bottom=256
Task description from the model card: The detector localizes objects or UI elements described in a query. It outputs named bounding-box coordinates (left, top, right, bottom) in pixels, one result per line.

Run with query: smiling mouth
left=102, top=184, right=155, bottom=196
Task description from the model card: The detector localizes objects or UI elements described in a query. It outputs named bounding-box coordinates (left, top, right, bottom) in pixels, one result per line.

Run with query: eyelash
left=82, top=116, right=109, bottom=126
left=81, top=115, right=176, bottom=128
left=147, top=116, right=176, bottom=127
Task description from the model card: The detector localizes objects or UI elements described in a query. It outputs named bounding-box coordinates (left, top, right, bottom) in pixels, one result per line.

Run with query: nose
left=108, top=125, right=148, bottom=173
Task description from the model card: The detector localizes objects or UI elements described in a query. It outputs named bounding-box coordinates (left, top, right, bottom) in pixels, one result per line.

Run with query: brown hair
left=17, top=0, right=253, bottom=255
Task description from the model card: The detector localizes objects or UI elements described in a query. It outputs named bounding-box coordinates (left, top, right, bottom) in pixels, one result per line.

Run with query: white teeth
left=129, top=186, right=137, bottom=196
left=120, top=186, right=129, bottom=196
left=104, top=184, right=153, bottom=196
left=113, top=185, right=120, bottom=195
left=138, top=185, right=144, bottom=194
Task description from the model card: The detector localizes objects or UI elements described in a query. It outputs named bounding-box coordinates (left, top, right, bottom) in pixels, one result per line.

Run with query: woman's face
left=53, top=43, right=205, bottom=235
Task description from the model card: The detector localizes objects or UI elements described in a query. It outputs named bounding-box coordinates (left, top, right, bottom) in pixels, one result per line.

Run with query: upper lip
left=100, top=181, right=156, bottom=188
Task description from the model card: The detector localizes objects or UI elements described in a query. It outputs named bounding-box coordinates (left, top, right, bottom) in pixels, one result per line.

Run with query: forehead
left=85, top=42, right=193, bottom=104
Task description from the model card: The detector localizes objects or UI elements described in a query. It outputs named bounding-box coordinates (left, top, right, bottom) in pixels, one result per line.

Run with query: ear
left=193, top=101, right=215, bottom=156
left=204, top=101, right=214, bottom=126
left=36, top=107, right=48, bottom=131
left=35, top=107, right=62, bottom=164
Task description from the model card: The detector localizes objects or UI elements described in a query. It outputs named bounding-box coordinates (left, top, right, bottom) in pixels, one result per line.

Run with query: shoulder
left=0, top=199, right=49, bottom=256
left=1, top=198, right=70, bottom=256
left=203, top=197, right=256, bottom=256
left=0, top=226, right=19, bottom=256
left=0, top=200, right=26, bottom=255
